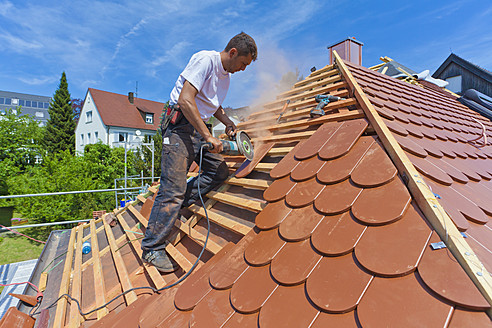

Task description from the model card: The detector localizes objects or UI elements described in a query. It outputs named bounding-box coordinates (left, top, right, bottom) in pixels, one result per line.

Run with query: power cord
left=32, top=144, right=211, bottom=317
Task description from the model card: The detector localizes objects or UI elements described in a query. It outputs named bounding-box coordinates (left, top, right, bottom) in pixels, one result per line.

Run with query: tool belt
left=161, top=103, right=183, bottom=132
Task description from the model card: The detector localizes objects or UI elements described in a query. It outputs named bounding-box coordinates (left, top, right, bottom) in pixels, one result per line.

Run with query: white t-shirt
left=169, top=50, right=230, bottom=121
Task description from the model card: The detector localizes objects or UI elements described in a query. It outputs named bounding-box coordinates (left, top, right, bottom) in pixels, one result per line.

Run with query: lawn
left=0, top=234, right=45, bottom=265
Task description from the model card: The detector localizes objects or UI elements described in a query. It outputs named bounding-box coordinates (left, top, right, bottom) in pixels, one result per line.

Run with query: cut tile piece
left=258, top=284, right=319, bottom=328
left=255, top=200, right=292, bottom=230
left=318, top=119, right=368, bottom=160
left=311, top=211, right=367, bottom=256
left=222, top=312, right=259, bottom=328
left=352, top=177, right=411, bottom=225
left=355, top=203, right=432, bottom=276
left=230, top=264, right=277, bottom=314
left=448, top=308, right=492, bottom=327
left=270, top=239, right=322, bottom=285
left=285, top=177, right=325, bottom=208
left=263, top=175, right=296, bottom=202
left=406, top=153, right=454, bottom=186
left=306, top=253, right=373, bottom=313
left=294, top=122, right=342, bottom=160
left=351, top=141, right=397, bottom=187
left=270, top=140, right=304, bottom=179
left=357, top=274, right=453, bottom=327
left=278, top=204, right=325, bottom=241
left=317, top=136, right=375, bottom=184
left=310, top=311, right=359, bottom=328
left=314, top=179, right=362, bottom=215
left=290, top=155, right=325, bottom=181
left=235, top=141, right=275, bottom=178
left=244, top=228, right=286, bottom=266
left=189, top=288, right=234, bottom=328
left=419, top=233, right=490, bottom=310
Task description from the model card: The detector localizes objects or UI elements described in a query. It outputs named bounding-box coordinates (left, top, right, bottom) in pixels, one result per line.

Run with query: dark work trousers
left=141, top=118, right=229, bottom=251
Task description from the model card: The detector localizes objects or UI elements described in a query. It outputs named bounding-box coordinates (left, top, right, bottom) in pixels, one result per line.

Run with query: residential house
left=433, top=53, right=492, bottom=97
left=75, top=88, right=164, bottom=154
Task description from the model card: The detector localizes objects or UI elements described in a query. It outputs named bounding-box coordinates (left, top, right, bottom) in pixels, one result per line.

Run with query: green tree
left=44, top=72, right=76, bottom=154
left=0, top=107, right=44, bottom=195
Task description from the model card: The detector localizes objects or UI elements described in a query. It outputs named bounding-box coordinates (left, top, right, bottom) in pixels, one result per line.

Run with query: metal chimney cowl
left=327, top=37, right=364, bottom=66
left=128, top=92, right=134, bottom=104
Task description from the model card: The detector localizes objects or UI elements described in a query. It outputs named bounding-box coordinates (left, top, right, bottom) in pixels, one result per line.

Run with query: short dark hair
left=225, top=32, right=257, bottom=61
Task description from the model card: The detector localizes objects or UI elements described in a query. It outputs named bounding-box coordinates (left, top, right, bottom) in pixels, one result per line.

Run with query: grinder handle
left=202, top=142, right=214, bottom=150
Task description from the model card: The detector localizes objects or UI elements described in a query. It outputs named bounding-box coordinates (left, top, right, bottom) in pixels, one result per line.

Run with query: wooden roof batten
left=332, top=50, right=492, bottom=317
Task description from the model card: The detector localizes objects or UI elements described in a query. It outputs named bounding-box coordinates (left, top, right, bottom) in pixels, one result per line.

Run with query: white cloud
left=0, top=31, right=42, bottom=51
left=0, top=0, right=12, bottom=16
left=18, top=75, right=58, bottom=85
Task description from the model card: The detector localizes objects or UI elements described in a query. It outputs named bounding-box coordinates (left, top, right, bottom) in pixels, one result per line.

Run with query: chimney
left=327, top=37, right=363, bottom=66
left=128, top=92, right=134, bottom=104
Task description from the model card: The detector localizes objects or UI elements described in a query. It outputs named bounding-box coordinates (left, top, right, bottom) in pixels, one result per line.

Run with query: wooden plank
left=272, top=79, right=345, bottom=106
left=293, top=65, right=335, bottom=88
left=206, top=191, right=265, bottom=212
left=187, top=204, right=251, bottom=236
left=82, top=225, right=104, bottom=242
left=103, top=217, right=138, bottom=305
left=227, top=177, right=271, bottom=190
left=230, top=162, right=276, bottom=172
left=53, top=228, right=76, bottom=328
left=245, top=109, right=364, bottom=135
left=128, top=204, right=149, bottom=226
left=268, top=146, right=294, bottom=156
left=253, top=130, right=315, bottom=144
left=68, top=226, right=84, bottom=327
left=165, top=243, right=193, bottom=272
left=89, top=219, right=108, bottom=320
left=240, top=97, right=357, bottom=129
left=137, top=195, right=147, bottom=203
left=116, top=213, right=167, bottom=289
left=173, top=219, right=222, bottom=254
left=38, top=272, right=48, bottom=292
left=334, top=50, right=492, bottom=317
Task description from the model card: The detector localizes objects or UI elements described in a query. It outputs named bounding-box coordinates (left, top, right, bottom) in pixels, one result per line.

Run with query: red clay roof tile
left=277, top=205, right=324, bottom=241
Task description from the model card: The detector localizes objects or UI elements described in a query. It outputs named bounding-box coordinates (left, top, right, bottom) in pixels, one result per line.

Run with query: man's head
left=222, top=32, right=257, bottom=74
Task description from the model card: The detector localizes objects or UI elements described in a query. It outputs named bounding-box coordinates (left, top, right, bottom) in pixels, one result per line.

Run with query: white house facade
left=75, top=88, right=164, bottom=154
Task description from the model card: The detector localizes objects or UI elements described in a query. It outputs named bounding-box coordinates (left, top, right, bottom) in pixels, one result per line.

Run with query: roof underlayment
left=7, top=51, right=492, bottom=327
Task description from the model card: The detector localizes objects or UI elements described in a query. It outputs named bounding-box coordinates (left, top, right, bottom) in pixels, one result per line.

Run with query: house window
left=44, top=102, right=49, bottom=109
left=19, top=99, right=25, bottom=106
left=446, top=75, right=462, bottom=94
left=118, top=132, right=127, bottom=142
left=81, top=134, right=84, bottom=145
left=5, top=98, right=11, bottom=105
left=88, top=133, right=91, bottom=143
left=145, top=113, right=153, bottom=124
left=95, top=131, right=98, bottom=140
left=0, top=98, right=4, bottom=104
left=32, top=101, right=37, bottom=108
left=25, top=100, right=31, bottom=107
left=12, top=98, right=19, bottom=106
left=86, top=111, right=93, bottom=123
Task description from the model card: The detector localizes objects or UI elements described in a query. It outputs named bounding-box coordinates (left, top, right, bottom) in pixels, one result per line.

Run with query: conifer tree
left=44, top=72, right=76, bottom=154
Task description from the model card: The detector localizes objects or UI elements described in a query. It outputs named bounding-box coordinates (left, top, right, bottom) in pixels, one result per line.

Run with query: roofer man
left=141, top=32, right=257, bottom=273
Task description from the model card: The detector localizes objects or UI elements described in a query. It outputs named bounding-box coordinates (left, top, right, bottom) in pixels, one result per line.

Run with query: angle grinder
left=202, top=130, right=255, bottom=161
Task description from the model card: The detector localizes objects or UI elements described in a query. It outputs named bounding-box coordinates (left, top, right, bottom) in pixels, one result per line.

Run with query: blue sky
left=1, top=0, right=491, bottom=108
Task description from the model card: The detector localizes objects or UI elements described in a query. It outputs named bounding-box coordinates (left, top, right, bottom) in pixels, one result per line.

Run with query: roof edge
left=433, top=53, right=492, bottom=83
left=334, top=50, right=492, bottom=318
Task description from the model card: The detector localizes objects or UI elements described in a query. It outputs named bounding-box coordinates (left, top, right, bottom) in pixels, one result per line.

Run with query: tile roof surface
left=17, top=55, right=492, bottom=327
left=87, top=88, right=164, bottom=130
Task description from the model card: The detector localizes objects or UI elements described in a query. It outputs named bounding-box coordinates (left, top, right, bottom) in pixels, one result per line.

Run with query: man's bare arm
left=177, top=81, right=223, bottom=152
left=214, top=106, right=237, bottom=137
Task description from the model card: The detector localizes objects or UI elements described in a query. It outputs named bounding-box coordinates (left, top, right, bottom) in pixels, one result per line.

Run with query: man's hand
left=225, top=122, right=237, bottom=138
left=205, top=136, right=223, bottom=153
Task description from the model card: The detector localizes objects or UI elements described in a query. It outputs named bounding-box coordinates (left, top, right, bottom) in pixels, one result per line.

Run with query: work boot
left=142, top=249, right=179, bottom=273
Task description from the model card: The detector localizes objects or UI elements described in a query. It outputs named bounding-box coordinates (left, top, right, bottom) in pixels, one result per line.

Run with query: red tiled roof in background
left=88, top=88, right=164, bottom=131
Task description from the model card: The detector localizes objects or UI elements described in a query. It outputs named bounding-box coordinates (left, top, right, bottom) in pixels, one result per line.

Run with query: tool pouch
left=161, top=104, right=183, bottom=132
